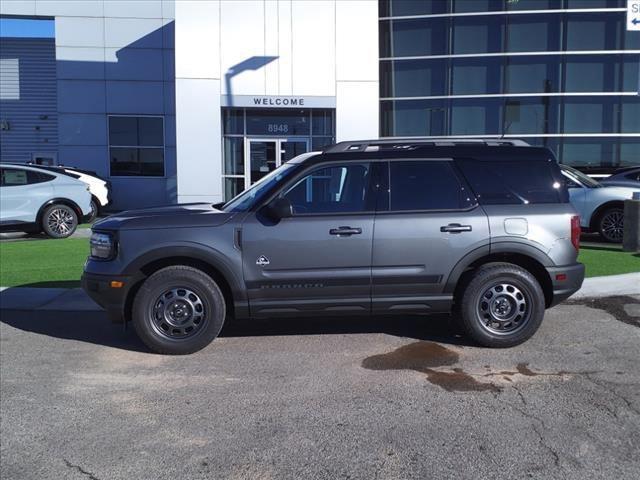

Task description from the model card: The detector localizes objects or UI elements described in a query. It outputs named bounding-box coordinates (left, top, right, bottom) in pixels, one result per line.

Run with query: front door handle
left=440, top=224, right=472, bottom=233
left=330, top=226, right=362, bottom=236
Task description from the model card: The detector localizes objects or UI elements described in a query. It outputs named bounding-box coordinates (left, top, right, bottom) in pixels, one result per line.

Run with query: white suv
left=0, top=164, right=92, bottom=238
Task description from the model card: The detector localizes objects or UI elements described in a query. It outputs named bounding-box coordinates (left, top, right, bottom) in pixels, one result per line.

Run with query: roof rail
left=323, top=137, right=530, bottom=153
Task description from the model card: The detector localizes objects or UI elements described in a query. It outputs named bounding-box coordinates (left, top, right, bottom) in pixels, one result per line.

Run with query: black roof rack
left=322, top=137, right=530, bottom=153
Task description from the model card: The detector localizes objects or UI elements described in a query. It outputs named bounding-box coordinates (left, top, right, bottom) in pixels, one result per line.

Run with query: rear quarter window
left=456, top=158, right=568, bottom=205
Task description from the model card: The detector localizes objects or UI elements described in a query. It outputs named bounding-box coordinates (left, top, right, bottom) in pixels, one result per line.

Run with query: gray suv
left=82, top=139, right=585, bottom=354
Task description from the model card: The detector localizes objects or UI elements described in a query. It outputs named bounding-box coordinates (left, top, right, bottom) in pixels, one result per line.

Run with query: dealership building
left=0, top=0, right=638, bottom=210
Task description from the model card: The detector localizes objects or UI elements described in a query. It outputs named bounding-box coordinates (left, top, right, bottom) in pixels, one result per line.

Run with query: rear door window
left=387, top=160, right=476, bottom=211
left=457, top=158, right=568, bottom=205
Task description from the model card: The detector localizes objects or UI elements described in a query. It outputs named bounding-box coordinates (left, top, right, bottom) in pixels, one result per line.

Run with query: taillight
left=571, top=215, right=581, bottom=252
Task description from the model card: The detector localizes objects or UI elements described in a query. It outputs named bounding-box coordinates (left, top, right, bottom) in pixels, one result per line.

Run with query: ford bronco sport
left=82, top=139, right=584, bottom=354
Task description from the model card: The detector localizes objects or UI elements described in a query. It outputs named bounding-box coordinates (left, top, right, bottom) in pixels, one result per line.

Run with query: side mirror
left=266, top=197, right=293, bottom=220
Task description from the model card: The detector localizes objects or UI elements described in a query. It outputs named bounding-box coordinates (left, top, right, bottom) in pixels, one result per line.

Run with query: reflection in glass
left=565, top=13, right=622, bottom=51
left=249, top=141, right=277, bottom=183
left=223, top=137, right=244, bottom=175
left=451, top=57, right=502, bottom=95
left=452, top=16, right=503, bottom=54
left=223, top=109, right=243, bottom=135
left=381, top=59, right=448, bottom=97
left=505, top=58, right=558, bottom=93
left=224, top=177, right=244, bottom=202
left=450, top=99, right=502, bottom=136
left=381, top=18, right=449, bottom=57
left=506, top=15, right=560, bottom=52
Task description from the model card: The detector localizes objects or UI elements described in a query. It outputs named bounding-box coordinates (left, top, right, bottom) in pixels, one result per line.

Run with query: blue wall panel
left=0, top=38, right=58, bottom=163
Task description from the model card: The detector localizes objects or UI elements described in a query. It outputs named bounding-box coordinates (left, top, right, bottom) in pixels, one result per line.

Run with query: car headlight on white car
left=90, top=231, right=116, bottom=260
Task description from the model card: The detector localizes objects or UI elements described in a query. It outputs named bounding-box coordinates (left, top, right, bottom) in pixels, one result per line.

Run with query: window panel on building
left=565, top=13, right=623, bottom=51
left=564, top=55, right=618, bottom=92
left=622, top=56, right=640, bottom=91
left=109, top=116, right=164, bottom=177
left=506, top=14, right=561, bottom=52
left=453, top=0, right=503, bottom=13
left=450, top=99, right=503, bottom=136
left=566, top=0, right=626, bottom=7
left=223, top=137, right=244, bottom=176
left=245, top=109, right=309, bottom=136
left=506, top=0, right=557, bottom=10
left=380, top=18, right=449, bottom=57
left=562, top=97, right=616, bottom=134
left=380, top=0, right=449, bottom=17
left=223, top=108, right=244, bottom=135
left=620, top=98, right=640, bottom=134
left=504, top=98, right=559, bottom=135
left=505, top=57, right=559, bottom=93
left=620, top=140, right=640, bottom=166
left=560, top=138, right=618, bottom=168
left=381, top=99, right=447, bottom=137
left=381, top=59, right=448, bottom=97
left=452, top=16, right=504, bottom=55
left=451, top=57, right=502, bottom=95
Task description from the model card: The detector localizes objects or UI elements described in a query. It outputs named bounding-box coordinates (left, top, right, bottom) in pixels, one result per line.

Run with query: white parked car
left=0, top=164, right=92, bottom=238
left=23, top=164, right=111, bottom=222
left=561, top=165, right=639, bottom=243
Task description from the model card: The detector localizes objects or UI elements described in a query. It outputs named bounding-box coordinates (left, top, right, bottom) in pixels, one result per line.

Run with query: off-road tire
left=458, top=263, right=545, bottom=348
left=132, top=266, right=226, bottom=354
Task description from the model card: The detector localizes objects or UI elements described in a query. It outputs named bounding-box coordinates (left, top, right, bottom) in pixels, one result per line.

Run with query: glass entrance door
left=246, top=138, right=308, bottom=185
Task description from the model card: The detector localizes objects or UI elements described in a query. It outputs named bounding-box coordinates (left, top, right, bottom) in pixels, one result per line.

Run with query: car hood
left=92, top=203, right=237, bottom=231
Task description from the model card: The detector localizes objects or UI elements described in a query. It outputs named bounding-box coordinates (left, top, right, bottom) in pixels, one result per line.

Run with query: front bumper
left=82, top=271, right=138, bottom=323
left=546, top=263, right=585, bottom=307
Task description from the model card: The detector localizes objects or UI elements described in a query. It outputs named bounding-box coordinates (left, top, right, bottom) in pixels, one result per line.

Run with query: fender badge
left=256, top=255, right=270, bottom=267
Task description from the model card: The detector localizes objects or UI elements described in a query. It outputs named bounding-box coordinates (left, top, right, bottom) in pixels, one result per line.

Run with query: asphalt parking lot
left=1, top=297, right=639, bottom=480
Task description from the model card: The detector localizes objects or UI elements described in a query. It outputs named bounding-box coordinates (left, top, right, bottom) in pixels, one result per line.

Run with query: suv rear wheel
left=42, top=204, right=78, bottom=238
left=458, top=263, right=545, bottom=348
left=132, top=266, right=226, bottom=354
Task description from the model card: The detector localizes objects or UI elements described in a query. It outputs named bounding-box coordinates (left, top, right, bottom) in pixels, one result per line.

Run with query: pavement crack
left=584, top=374, right=640, bottom=417
left=63, top=459, right=101, bottom=480
left=509, top=392, right=561, bottom=469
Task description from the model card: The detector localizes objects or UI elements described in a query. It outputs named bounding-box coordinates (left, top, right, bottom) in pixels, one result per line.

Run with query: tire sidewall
left=133, top=267, right=226, bottom=354
left=87, top=199, right=99, bottom=224
left=461, top=266, right=545, bottom=348
left=42, top=204, right=78, bottom=238
left=598, top=207, right=624, bottom=243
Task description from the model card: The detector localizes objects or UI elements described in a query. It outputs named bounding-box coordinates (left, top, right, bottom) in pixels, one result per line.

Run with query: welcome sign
left=221, top=95, right=336, bottom=109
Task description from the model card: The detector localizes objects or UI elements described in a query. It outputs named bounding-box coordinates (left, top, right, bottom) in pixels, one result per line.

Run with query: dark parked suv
left=82, top=139, right=584, bottom=354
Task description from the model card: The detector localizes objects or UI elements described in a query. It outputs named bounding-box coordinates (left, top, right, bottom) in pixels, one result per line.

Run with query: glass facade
left=379, top=0, right=639, bottom=172
left=221, top=108, right=335, bottom=200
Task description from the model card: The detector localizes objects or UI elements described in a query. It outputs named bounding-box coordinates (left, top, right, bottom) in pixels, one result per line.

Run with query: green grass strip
left=578, top=246, right=640, bottom=278
left=0, top=237, right=89, bottom=288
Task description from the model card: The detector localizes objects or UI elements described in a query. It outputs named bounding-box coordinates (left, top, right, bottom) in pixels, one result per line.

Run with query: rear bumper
left=546, top=263, right=585, bottom=307
left=81, top=271, right=138, bottom=323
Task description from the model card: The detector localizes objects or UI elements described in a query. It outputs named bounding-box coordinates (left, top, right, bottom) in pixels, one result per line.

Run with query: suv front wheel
left=458, top=263, right=545, bottom=348
left=132, top=266, right=226, bottom=354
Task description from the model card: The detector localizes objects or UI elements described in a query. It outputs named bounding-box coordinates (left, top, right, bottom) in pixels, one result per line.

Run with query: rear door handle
left=330, top=226, right=362, bottom=236
left=440, top=224, right=472, bottom=233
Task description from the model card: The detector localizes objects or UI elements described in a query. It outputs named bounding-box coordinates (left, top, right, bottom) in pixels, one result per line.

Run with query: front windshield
left=562, top=165, right=601, bottom=188
left=221, top=163, right=297, bottom=212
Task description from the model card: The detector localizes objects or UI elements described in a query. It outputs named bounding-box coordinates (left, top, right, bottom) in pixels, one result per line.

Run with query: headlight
left=90, top=231, right=115, bottom=259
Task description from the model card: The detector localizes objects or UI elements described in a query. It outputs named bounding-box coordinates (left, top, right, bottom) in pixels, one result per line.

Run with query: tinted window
left=109, top=116, right=164, bottom=177
left=381, top=18, right=449, bottom=57
left=452, top=16, right=503, bottom=54
left=505, top=57, right=558, bottom=93
left=451, top=57, right=502, bottom=95
left=0, top=169, right=53, bottom=186
left=282, top=164, right=371, bottom=214
left=1, top=169, right=27, bottom=186
left=626, top=171, right=640, bottom=182
left=381, top=59, right=448, bottom=97
left=389, top=161, right=475, bottom=211
left=457, top=158, right=568, bottom=205
left=506, top=14, right=560, bottom=52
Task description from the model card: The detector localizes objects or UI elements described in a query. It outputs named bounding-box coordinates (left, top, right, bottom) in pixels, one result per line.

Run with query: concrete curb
left=571, top=272, right=640, bottom=300
left=2, top=272, right=639, bottom=311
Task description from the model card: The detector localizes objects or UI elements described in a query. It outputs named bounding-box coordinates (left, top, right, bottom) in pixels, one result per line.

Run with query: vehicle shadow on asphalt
left=0, top=308, right=471, bottom=353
